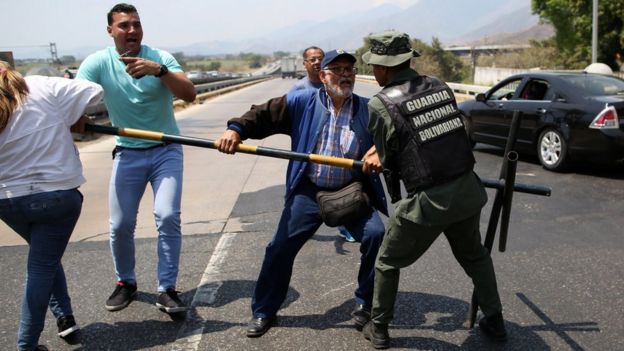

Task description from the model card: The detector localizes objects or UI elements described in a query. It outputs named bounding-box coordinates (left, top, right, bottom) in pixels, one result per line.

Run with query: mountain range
left=17, top=0, right=553, bottom=59
left=173, top=0, right=549, bottom=56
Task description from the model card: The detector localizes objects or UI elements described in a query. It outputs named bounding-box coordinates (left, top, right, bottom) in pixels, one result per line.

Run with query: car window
left=488, top=79, right=522, bottom=101
left=520, top=80, right=550, bottom=101
left=561, top=75, right=624, bottom=96
left=543, top=89, right=556, bottom=101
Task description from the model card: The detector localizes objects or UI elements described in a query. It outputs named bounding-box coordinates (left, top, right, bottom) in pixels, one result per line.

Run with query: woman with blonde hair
left=0, top=61, right=103, bottom=351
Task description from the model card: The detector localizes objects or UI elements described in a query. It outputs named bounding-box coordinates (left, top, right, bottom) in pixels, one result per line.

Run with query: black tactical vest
left=375, top=76, right=475, bottom=194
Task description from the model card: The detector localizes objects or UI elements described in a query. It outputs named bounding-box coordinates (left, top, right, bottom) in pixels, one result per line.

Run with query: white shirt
left=0, top=76, right=104, bottom=199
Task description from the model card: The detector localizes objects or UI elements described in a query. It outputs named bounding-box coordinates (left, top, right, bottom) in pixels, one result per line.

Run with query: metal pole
left=85, top=124, right=551, bottom=196
left=499, top=151, right=519, bottom=252
left=468, top=110, right=523, bottom=328
left=86, top=124, right=365, bottom=170
left=592, top=0, right=598, bottom=63
left=480, top=178, right=550, bottom=197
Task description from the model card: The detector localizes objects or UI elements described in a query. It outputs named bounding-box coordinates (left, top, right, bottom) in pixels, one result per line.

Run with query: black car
left=458, top=72, right=624, bottom=171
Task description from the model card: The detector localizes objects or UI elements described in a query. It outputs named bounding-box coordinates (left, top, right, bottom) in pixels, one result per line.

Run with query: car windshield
left=561, top=75, right=624, bottom=96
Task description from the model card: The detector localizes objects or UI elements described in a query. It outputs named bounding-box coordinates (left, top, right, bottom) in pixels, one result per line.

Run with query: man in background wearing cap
left=361, top=31, right=507, bottom=349
left=216, top=49, right=388, bottom=337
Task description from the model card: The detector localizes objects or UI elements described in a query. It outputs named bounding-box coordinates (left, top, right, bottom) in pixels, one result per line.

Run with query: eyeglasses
left=323, top=66, right=358, bottom=76
left=304, top=57, right=323, bottom=63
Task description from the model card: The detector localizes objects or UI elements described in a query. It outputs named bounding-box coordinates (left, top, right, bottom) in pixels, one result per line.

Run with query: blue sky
left=2, top=0, right=418, bottom=58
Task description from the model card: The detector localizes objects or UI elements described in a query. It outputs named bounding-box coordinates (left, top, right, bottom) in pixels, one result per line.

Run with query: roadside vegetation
left=352, top=0, right=622, bottom=82
left=532, top=0, right=623, bottom=71
left=355, top=37, right=469, bottom=82
left=475, top=41, right=559, bottom=69
left=180, top=52, right=271, bottom=73
left=13, top=52, right=273, bottom=77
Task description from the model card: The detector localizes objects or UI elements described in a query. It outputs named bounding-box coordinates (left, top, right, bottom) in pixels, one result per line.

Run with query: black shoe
left=246, top=316, right=276, bottom=337
left=363, top=321, right=390, bottom=349
left=156, top=288, right=188, bottom=313
left=34, top=346, right=49, bottom=351
left=351, top=304, right=371, bottom=330
left=57, top=315, right=79, bottom=340
left=105, top=281, right=137, bottom=311
left=479, top=312, right=508, bottom=342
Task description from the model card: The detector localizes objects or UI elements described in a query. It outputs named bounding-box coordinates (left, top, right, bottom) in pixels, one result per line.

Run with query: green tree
left=208, top=61, right=221, bottom=71
left=238, top=52, right=268, bottom=68
left=418, top=38, right=465, bottom=82
left=273, top=51, right=290, bottom=59
left=354, top=37, right=373, bottom=75
left=354, top=35, right=468, bottom=82
left=59, top=55, right=76, bottom=65
left=171, top=52, right=187, bottom=69
left=532, top=0, right=624, bottom=70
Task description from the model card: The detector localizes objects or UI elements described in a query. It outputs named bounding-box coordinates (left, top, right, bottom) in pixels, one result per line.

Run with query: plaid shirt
left=307, top=93, right=360, bottom=189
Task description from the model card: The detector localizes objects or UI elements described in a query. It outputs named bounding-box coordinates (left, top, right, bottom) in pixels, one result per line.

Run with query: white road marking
left=171, top=232, right=237, bottom=350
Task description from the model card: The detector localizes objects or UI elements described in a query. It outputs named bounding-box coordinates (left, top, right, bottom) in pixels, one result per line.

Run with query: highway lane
left=1, top=77, right=623, bottom=350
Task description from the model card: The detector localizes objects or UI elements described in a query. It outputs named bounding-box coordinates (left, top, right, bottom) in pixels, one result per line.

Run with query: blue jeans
left=0, top=189, right=82, bottom=351
left=251, top=178, right=385, bottom=318
left=109, top=144, right=183, bottom=292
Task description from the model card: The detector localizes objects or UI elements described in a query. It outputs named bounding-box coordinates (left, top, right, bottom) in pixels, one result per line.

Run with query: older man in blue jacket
left=217, top=50, right=388, bottom=337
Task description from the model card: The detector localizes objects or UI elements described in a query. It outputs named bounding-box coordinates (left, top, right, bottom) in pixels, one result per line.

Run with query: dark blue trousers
left=251, top=178, right=385, bottom=318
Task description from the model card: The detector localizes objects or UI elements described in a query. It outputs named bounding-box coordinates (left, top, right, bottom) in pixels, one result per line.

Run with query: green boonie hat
left=362, top=31, right=421, bottom=67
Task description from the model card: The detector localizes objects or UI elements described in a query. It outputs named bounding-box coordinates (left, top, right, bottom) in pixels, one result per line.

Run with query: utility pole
left=0, top=51, right=15, bottom=67
left=591, top=0, right=598, bottom=63
left=49, top=42, right=61, bottom=64
left=470, top=46, right=477, bottom=83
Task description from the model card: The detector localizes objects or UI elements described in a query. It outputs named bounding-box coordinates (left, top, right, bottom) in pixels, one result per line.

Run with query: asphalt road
left=1, top=78, right=623, bottom=350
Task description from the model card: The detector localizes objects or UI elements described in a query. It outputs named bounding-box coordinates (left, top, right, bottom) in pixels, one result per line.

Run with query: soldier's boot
left=478, top=312, right=507, bottom=342
left=363, top=321, right=390, bottom=349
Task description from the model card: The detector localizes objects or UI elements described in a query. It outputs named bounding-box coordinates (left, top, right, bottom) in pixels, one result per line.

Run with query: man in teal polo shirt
left=77, top=3, right=196, bottom=315
left=361, top=31, right=507, bottom=349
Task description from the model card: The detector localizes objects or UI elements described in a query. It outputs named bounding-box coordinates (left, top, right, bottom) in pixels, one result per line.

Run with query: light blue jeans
left=109, top=143, right=183, bottom=292
left=0, top=189, right=82, bottom=351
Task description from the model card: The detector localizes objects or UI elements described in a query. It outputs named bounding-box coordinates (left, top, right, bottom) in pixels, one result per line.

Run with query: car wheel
left=537, top=128, right=568, bottom=171
left=462, top=114, right=476, bottom=148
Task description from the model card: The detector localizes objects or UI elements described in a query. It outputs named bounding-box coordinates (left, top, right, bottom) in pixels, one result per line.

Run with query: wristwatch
left=155, top=64, right=169, bottom=78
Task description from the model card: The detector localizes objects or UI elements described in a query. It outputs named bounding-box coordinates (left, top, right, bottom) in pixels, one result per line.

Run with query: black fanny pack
left=316, top=181, right=370, bottom=227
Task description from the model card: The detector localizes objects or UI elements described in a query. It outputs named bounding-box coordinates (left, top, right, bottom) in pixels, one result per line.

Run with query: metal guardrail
left=84, top=75, right=271, bottom=120
left=194, top=76, right=266, bottom=94
left=357, top=74, right=490, bottom=97
left=447, top=82, right=490, bottom=95
left=86, top=73, right=491, bottom=121
left=356, top=75, right=377, bottom=83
